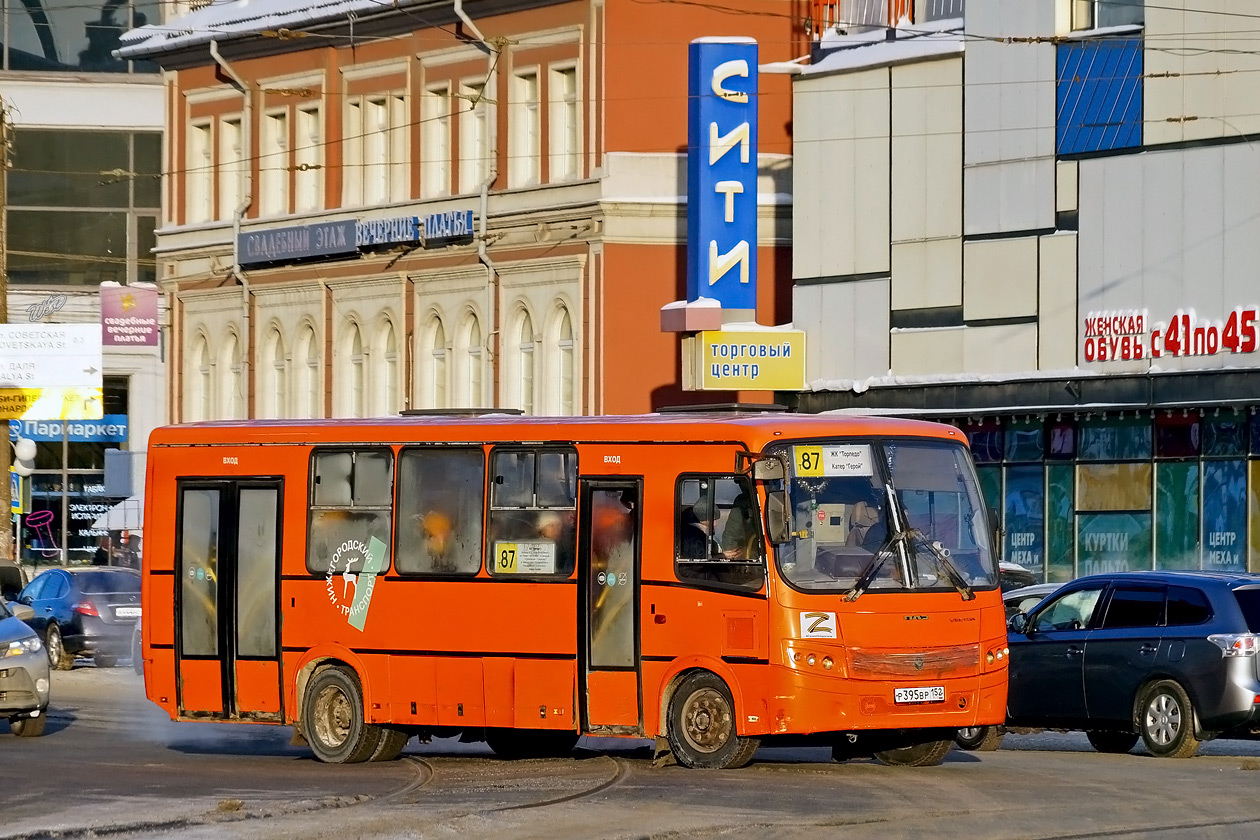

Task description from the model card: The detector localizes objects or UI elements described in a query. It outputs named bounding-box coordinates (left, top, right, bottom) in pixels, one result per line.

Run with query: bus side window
left=395, top=448, right=485, bottom=576
left=306, top=448, right=395, bottom=575
left=674, top=475, right=765, bottom=592
left=487, top=448, right=578, bottom=577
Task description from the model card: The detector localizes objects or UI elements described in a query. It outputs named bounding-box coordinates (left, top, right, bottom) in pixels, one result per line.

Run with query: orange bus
left=138, top=409, right=1007, bottom=769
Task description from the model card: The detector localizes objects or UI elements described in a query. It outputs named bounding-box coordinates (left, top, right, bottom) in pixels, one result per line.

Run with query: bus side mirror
left=988, top=506, right=1002, bottom=551
left=753, top=459, right=785, bottom=481
left=765, top=488, right=790, bottom=544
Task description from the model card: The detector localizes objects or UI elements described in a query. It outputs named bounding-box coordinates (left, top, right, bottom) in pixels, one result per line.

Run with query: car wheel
left=9, top=712, right=47, bottom=738
left=954, top=726, right=1004, bottom=751
left=875, top=738, right=954, bottom=767
left=485, top=728, right=580, bottom=760
left=302, top=666, right=382, bottom=764
left=45, top=624, right=74, bottom=671
left=1139, top=680, right=1201, bottom=758
left=131, top=625, right=143, bottom=675
left=666, top=671, right=759, bottom=769
left=1086, top=730, right=1138, bottom=754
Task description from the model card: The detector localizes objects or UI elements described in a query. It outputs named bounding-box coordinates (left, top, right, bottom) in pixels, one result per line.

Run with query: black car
left=15, top=567, right=141, bottom=670
left=1005, top=571, right=1260, bottom=758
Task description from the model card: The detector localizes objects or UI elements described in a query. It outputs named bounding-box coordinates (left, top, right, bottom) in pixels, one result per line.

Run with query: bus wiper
left=844, top=483, right=903, bottom=603
left=911, top=531, right=975, bottom=602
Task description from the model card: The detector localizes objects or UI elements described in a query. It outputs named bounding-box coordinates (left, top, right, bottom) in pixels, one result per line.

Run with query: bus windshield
left=774, top=439, right=997, bottom=594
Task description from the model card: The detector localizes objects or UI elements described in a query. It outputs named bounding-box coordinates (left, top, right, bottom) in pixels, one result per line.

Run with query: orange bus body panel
left=141, top=413, right=1006, bottom=745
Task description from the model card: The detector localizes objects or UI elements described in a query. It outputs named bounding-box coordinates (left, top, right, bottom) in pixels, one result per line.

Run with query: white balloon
left=12, top=461, right=33, bottom=477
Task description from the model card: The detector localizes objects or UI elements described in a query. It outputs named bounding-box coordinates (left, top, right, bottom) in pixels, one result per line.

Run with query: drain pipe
left=455, top=0, right=499, bottom=405
left=210, top=40, right=254, bottom=417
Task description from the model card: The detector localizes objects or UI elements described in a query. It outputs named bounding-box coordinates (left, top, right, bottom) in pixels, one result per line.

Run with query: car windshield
left=774, top=438, right=997, bottom=594
left=76, top=571, right=141, bottom=594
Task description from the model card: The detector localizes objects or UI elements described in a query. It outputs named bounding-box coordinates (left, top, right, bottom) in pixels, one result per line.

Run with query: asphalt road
left=7, top=663, right=1260, bottom=840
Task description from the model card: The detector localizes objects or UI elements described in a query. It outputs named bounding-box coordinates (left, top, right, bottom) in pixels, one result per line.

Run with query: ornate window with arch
left=457, top=312, right=483, bottom=408
left=188, top=333, right=212, bottom=421
left=426, top=315, right=448, bottom=409
left=515, top=309, right=535, bottom=415
left=372, top=319, right=399, bottom=416
left=344, top=321, right=366, bottom=418
left=297, top=324, right=321, bottom=418
left=552, top=305, right=575, bottom=416
left=218, top=331, right=242, bottom=419
left=261, top=326, right=287, bottom=419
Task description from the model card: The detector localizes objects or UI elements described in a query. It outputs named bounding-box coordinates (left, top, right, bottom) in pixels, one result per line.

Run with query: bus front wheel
left=666, top=672, right=759, bottom=769
left=303, top=666, right=382, bottom=764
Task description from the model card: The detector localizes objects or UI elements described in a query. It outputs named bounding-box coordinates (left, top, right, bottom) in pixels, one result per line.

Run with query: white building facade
left=790, top=0, right=1260, bottom=582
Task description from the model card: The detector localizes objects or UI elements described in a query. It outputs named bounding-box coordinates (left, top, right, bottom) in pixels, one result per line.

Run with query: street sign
left=684, top=329, right=807, bottom=391
left=0, top=325, right=104, bottom=420
left=10, top=469, right=25, bottom=515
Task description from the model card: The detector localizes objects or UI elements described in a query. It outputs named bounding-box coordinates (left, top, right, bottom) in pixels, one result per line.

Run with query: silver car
left=1, top=597, right=51, bottom=736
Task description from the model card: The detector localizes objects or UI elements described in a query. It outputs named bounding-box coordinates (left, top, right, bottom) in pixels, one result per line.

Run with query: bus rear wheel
left=666, top=672, right=759, bottom=769
left=486, top=728, right=580, bottom=760
left=874, top=736, right=953, bottom=767
left=303, top=666, right=382, bottom=764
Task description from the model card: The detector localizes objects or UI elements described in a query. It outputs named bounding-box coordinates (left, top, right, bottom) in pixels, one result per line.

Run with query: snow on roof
left=116, top=0, right=412, bottom=59
left=803, top=20, right=965, bottom=78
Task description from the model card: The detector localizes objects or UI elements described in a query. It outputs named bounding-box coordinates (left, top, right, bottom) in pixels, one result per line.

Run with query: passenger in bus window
left=679, top=501, right=718, bottom=559
left=419, top=511, right=457, bottom=572
left=719, top=490, right=757, bottom=560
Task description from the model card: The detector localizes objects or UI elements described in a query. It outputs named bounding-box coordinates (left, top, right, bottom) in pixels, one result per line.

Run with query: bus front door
left=175, top=480, right=284, bottom=721
left=579, top=479, right=643, bottom=733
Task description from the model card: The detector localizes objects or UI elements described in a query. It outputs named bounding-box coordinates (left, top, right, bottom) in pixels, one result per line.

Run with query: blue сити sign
left=687, top=37, right=758, bottom=310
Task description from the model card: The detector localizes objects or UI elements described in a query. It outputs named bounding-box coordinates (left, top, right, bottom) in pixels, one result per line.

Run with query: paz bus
left=137, top=409, right=1007, bottom=769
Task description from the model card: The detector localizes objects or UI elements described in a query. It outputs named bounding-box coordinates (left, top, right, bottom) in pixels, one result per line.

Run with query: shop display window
left=1077, top=512, right=1152, bottom=575
left=1078, top=416, right=1151, bottom=461
left=1047, top=419, right=1077, bottom=459
left=965, top=423, right=1003, bottom=463
left=1046, top=464, right=1075, bottom=582
left=1077, top=463, right=1152, bottom=512
left=1004, top=466, right=1044, bottom=574
left=1202, top=461, right=1247, bottom=572
left=1204, top=415, right=1248, bottom=458
left=1155, top=462, right=1199, bottom=570
left=1154, top=413, right=1201, bottom=458
left=1004, top=420, right=1044, bottom=463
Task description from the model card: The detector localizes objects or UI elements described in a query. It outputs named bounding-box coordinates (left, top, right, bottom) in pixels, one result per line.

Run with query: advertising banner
left=101, top=284, right=159, bottom=346
left=686, top=329, right=806, bottom=390
left=687, top=37, right=758, bottom=310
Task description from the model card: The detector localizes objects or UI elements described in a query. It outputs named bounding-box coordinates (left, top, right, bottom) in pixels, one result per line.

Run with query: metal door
left=175, top=480, right=283, bottom=720
left=578, top=479, right=642, bottom=732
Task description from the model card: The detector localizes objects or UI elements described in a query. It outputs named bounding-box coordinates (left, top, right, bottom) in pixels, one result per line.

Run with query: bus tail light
left=984, top=645, right=1008, bottom=668
left=74, top=600, right=100, bottom=617
left=1209, top=634, right=1260, bottom=657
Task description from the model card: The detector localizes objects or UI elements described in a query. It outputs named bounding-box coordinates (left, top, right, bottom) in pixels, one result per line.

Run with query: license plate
left=894, top=685, right=944, bottom=704
left=115, top=607, right=141, bottom=618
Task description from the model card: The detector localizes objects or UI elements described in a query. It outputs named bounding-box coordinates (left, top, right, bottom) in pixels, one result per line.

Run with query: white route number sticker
left=493, top=541, right=557, bottom=574
left=799, top=610, right=837, bottom=639
left=793, top=445, right=874, bottom=477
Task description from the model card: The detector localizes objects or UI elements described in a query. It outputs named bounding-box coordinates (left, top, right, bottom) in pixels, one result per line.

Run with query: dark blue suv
left=1006, top=571, right=1260, bottom=758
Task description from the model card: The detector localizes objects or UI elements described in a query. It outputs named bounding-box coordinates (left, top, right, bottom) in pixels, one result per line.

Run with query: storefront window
left=1156, top=462, right=1199, bottom=570
left=1079, top=416, right=1151, bottom=461
left=1047, top=418, right=1076, bottom=459
left=1004, top=420, right=1044, bottom=463
left=975, top=466, right=1002, bottom=520
left=1205, top=415, right=1248, bottom=457
left=1155, top=413, right=1200, bottom=458
left=1203, top=461, right=1247, bottom=572
left=965, top=423, right=1003, bottom=463
left=1077, top=513, right=1152, bottom=575
left=1004, top=466, right=1044, bottom=575
left=1077, top=463, right=1152, bottom=511
left=1046, top=464, right=1074, bottom=582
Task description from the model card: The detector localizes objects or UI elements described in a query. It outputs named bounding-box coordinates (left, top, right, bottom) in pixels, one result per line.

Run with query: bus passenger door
left=578, top=479, right=642, bottom=733
left=175, top=480, right=284, bottom=721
